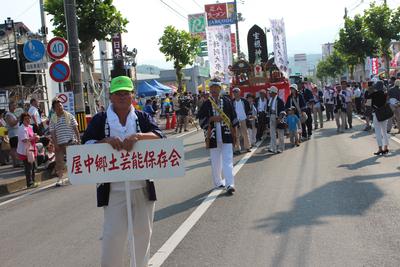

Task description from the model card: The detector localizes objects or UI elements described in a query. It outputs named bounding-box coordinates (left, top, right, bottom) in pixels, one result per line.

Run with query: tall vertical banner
left=206, top=25, right=233, bottom=84
left=270, top=19, right=289, bottom=77
left=247, top=25, right=268, bottom=64
left=231, top=33, right=237, bottom=54
left=372, top=58, right=379, bottom=75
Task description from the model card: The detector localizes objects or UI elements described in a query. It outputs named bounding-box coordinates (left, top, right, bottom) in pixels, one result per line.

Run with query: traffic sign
left=25, top=61, right=48, bottom=71
left=49, top=60, right=70, bottom=83
left=47, top=37, right=68, bottom=60
left=23, top=39, right=45, bottom=62
left=56, top=92, right=75, bottom=115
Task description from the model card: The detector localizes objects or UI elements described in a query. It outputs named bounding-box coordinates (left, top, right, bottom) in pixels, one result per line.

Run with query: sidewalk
left=0, top=117, right=200, bottom=198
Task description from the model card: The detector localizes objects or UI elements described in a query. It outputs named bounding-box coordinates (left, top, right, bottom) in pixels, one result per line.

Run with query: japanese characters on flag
left=67, top=139, right=185, bottom=185
left=206, top=25, right=233, bottom=84
left=270, top=19, right=289, bottom=78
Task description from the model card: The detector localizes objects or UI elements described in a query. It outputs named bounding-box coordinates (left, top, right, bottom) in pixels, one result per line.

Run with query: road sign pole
left=64, top=0, right=85, bottom=114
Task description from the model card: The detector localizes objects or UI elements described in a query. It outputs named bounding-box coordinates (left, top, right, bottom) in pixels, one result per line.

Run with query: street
left=2, top=119, right=400, bottom=267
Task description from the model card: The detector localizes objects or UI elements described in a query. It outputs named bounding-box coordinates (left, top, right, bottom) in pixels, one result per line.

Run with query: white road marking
left=175, top=129, right=198, bottom=138
left=149, top=141, right=262, bottom=267
left=354, top=115, right=400, bottom=145
left=0, top=182, right=57, bottom=207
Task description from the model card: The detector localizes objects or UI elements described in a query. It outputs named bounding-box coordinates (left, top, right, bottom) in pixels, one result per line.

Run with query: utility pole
left=39, top=0, right=47, bottom=44
left=234, top=0, right=241, bottom=57
left=64, top=0, right=85, bottom=114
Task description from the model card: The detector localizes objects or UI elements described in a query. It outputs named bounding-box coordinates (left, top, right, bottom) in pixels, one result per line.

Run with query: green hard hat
left=110, top=76, right=134, bottom=94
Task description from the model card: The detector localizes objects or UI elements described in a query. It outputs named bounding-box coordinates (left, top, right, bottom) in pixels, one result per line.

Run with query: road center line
left=149, top=140, right=262, bottom=267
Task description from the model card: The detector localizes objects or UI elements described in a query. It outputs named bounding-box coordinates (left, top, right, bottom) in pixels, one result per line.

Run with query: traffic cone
left=165, top=114, right=171, bottom=130
left=171, top=112, right=177, bottom=129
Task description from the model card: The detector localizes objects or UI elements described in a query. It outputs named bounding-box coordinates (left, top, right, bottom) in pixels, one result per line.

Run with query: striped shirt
left=49, top=112, right=78, bottom=145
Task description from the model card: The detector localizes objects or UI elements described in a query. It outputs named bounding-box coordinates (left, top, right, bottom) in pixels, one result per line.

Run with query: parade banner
left=231, top=33, right=237, bottom=54
left=205, top=2, right=236, bottom=26
left=270, top=19, right=289, bottom=77
left=372, top=58, right=379, bottom=75
left=67, top=139, right=185, bottom=185
left=247, top=25, right=268, bottom=64
left=206, top=25, right=232, bottom=83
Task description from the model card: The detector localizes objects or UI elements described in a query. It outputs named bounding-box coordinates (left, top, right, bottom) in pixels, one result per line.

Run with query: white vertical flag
left=206, top=25, right=232, bottom=83
left=270, top=18, right=289, bottom=78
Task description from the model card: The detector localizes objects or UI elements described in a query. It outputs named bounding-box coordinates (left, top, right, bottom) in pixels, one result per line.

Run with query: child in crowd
left=287, top=107, right=301, bottom=147
left=276, top=111, right=287, bottom=153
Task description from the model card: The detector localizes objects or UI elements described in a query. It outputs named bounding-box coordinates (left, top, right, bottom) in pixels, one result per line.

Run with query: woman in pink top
left=17, top=112, right=39, bottom=188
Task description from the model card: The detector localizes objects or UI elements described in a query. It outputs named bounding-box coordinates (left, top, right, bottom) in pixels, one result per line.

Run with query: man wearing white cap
left=198, top=78, right=239, bottom=195
left=232, top=87, right=251, bottom=154
left=267, top=86, right=285, bottom=153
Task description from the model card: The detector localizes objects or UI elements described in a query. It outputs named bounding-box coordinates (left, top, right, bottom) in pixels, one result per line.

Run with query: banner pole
left=125, top=181, right=136, bottom=267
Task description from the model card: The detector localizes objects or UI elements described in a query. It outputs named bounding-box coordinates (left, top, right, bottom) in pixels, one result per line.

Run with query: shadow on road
left=338, top=150, right=400, bottom=170
left=154, top=190, right=212, bottom=222
left=254, top=172, right=398, bottom=234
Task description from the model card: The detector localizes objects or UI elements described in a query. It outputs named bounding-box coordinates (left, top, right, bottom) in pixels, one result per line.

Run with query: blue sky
left=1, top=0, right=399, bottom=68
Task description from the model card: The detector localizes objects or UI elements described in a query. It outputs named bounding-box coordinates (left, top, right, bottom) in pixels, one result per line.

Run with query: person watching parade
left=81, top=76, right=164, bottom=267
left=198, top=78, right=238, bottom=195
left=232, top=87, right=251, bottom=154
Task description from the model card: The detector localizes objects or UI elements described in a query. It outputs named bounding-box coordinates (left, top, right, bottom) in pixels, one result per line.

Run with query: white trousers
left=269, top=114, right=277, bottom=152
left=335, top=110, right=346, bottom=131
left=277, top=129, right=285, bottom=152
left=373, top=114, right=389, bottom=147
left=209, top=143, right=234, bottom=188
left=101, top=188, right=155, bottom=267
left=247, top=120, right=257, bottom=145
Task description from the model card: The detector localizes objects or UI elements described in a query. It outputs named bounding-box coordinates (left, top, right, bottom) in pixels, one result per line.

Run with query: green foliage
left=335, top=14, right=378, bottom=78
left=363, top=2, right=400, bottom=75
left=44, top=0, right=128, bottom=47
left=316, top=50, right=346, bottom=81
left=158, top=26, right=201, bottom=91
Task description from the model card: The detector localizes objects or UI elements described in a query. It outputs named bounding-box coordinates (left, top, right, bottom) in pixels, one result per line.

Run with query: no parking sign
left=56, top=92, right=75, bottom=115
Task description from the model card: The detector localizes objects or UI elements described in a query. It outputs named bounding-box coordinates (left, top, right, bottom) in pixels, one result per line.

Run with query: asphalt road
left=1, top=119, right=400, bottom=267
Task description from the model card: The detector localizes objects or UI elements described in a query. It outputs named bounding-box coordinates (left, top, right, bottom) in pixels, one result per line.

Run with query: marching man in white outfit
left=198, top=78, right=239, bottom=195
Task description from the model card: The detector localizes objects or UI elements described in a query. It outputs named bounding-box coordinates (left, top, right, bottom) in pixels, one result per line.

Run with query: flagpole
left=125, top=181, right=137, bottom=267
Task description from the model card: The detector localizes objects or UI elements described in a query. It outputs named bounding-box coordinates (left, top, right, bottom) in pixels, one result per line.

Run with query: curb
left=0, top=169, right=56, bottom=197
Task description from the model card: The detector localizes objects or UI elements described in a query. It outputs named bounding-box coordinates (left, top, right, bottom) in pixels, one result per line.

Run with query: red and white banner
left=231, top=33, right=237, bottom=54
left=67, top=139, right=185, bottom=184
left=372, top=58, right=379, bottom=75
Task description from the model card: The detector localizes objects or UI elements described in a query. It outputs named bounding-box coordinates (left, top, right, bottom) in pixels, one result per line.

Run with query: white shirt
left=344, top=88, right=353, bottom=103
left=268, top=96, right=278, bottom=115
left=354, top=88, right=362, bottom=98
left=257, top=98, right=267, bottom=112
left=212, top=97, right=223, bottom=144
left=106, top=105, right=146, bottom=191
left=28, top=106, right=41, bottom=125
left=324, top=89, right=335, bottom=104
left=234, top=99, right=247, bottom=121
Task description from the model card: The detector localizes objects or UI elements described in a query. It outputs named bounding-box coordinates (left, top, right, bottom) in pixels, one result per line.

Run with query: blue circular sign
left=23, top=39, right=45, bottom=62
left=49, top=61, right=70, bottom=83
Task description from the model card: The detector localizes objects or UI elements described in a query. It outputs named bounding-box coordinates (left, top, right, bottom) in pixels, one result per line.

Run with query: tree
left=44, top=0, right=128, bottom=98
left=316, top=50, right=346, bottom=83
left=363, top=2, right=400, bottom=77
left=335, top=15, right=378, bottom=80
left=159, top=26, right=201, bottom=92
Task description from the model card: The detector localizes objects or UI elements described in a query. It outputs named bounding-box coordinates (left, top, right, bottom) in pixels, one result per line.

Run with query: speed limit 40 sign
left=47, top=37, right=68, bottom=60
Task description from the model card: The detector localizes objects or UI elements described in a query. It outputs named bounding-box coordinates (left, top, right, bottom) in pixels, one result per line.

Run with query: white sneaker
left=55, top=178, right=62, bottom=187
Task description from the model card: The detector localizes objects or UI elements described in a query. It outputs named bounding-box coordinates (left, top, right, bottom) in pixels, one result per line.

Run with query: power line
left=169, top=0, right=190, bottom=14
left=15, top=0, right=38, bottom=20
left=191, top=0, right=203, bottom=9
left=159, top=0, right=187, bottom=21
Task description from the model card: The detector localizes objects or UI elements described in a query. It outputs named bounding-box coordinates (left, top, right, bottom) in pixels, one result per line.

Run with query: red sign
left=47, top=37, right=68, bottom=60
left=372, top=58, right=379, bottom=75
left=231, top=33, right=237, bottom=54
left=205, top=3, right=228, bottom=20
left=57, top=93, right=68, bottom=104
